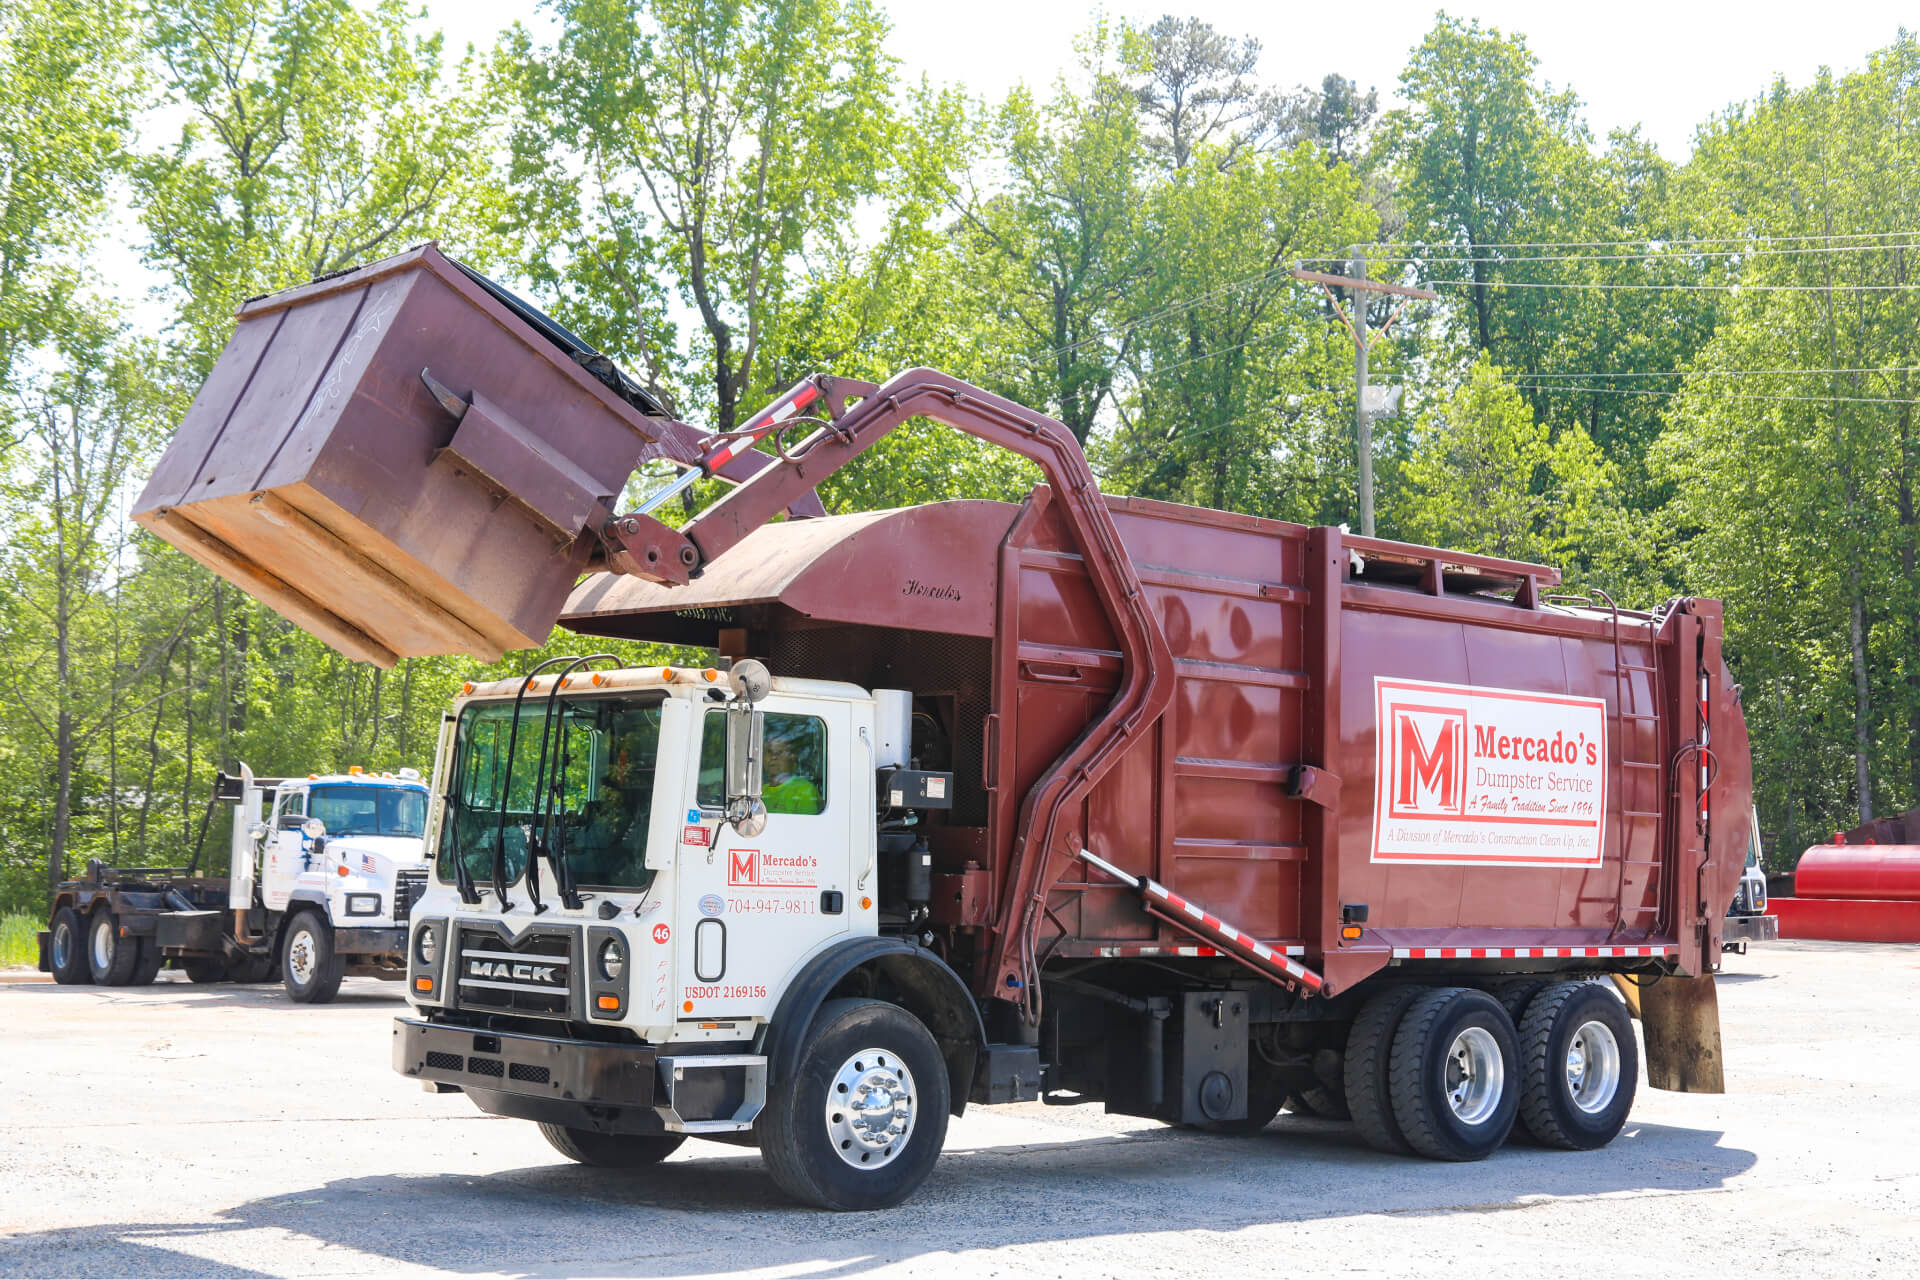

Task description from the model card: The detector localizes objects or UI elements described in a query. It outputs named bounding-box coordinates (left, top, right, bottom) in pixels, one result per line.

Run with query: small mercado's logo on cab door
left=1372, top=676, right=1607, bottom=868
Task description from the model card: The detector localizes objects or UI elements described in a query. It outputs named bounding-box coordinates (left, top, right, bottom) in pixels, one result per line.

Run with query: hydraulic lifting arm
left=598, top=367, right=1177, bottom=1015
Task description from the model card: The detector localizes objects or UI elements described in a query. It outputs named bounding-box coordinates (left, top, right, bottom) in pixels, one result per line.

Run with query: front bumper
left=335, top=926, right=406, bottom=957
left=394, top=1016, right=658, bottom=1107
left=1724, top=913, right=1779, bottom=944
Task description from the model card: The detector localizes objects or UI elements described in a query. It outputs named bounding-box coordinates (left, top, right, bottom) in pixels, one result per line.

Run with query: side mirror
left=725, top=704, right=764, bottom=804
left=725, top=797, right=768, bottom=839
left=727, top=658, right=771, bottom=704
left=248, top=821, right=269, bottom=841
left=301, top=817, right=326, bottom=840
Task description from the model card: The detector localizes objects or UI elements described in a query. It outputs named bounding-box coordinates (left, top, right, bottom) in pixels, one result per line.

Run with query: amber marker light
left=1341, top=925, right=1363, bottom=940
left=590, top=673, right=604, bottom=686
left=702, top=668, right=720, bottom=682
left=462, top=681, right=474, bottom=695
left=860, top=896, right=873, bottom=911
left=660, top=667, right=676, bottom=680
left=336, top=864, right=349, bottom=877
left=414, top=977, right=433, bottom=992
left=683, top=999, right=694, bottom=1013
left=596, top=995, right=620, bottom=1011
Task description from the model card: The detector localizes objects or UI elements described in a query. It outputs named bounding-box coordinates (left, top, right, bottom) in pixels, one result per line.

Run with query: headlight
left=344, top=893, right=381, bottom=916
left=417, top=927, right=438, bottom=965
left=599, top=936, right=625, bottom=981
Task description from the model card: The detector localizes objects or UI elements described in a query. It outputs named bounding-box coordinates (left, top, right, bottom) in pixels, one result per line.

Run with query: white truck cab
left=397, top=662, right=983, bottom=1209
left=1723, top=806, right=1778, bottom=954
left=244, top=768, right=433, bottom=1000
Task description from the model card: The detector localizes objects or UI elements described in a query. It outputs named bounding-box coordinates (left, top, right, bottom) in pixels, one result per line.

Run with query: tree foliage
left=7, top=4, right=1920, bottom=911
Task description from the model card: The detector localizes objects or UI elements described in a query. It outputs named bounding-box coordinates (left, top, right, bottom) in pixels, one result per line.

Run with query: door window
left=697, top=711, right=828, bottom=815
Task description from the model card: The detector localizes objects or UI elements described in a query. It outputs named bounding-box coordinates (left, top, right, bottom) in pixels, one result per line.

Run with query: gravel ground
left=1, top=940, right=1915, bottom=1278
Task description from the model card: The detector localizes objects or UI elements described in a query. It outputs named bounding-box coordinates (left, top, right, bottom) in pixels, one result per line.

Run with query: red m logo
left=728, top=849, right=757, bottom=886
left=1394, top=710, right=1464, bottom=814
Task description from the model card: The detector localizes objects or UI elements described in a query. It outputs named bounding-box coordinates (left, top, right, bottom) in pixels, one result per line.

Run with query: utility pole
left=1291, top=260, right=1437, bottom=538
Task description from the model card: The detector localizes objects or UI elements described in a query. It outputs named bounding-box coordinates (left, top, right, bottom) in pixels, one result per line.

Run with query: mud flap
left=1635, top=972, right=1725, bottom=1093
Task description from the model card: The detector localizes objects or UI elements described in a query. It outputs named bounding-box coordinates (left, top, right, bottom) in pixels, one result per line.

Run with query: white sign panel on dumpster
left=1371, top=676, right=1608, bottom=868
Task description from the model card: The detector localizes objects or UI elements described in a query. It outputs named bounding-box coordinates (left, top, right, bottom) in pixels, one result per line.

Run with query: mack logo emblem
left=466, top=959, right=560, bottom=985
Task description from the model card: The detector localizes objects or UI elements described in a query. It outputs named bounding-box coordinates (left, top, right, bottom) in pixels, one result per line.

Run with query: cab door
left=674, top=695, right=864, bottom=1025
left=262, top=787, right=307, bottom=910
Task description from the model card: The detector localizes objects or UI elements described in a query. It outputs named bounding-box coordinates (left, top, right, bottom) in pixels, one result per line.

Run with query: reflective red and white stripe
left=707, top=383, right=822, bottom=467
left=1094, top=942, right=1307, bottom=960
left=1139, top=878, right=1325, bottom=991
left=1076, top=847, right=1325, bottom=993
left=1390, top=944, right=1677, bottom=960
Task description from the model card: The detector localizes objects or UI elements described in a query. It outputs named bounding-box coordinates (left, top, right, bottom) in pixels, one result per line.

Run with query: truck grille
left=454, top=925, right=574, bottom=1018
left=394, top=869, right=428, bottom=923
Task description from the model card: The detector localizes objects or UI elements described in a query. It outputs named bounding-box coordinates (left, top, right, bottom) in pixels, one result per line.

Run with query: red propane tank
left=1793, top=843, right=1920, bottom=901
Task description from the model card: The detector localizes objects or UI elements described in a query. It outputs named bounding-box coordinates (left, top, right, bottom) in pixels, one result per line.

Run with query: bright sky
left=429, top=0, right=1914, bottom=161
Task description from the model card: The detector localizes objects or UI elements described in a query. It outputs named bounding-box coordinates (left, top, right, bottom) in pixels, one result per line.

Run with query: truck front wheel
left=538, top=1124, right=686, bottom=1168
left=49, top=907, right=90, bottom=985
left=1517, top=981, right=1637, bottom=1149
left=281, top=913, right=344, bottom=1003
left=760, top=999, right=951, bottom=1211
left=88, top=911, right=140, bottom=986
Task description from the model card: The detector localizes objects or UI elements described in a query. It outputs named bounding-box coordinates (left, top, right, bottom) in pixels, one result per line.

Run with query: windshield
left=309, top=785, right=427, bottom=838
left=437, top=692, right=665, bottom=892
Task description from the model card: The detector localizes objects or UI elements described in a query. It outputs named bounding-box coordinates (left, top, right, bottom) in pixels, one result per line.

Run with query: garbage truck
left=131, top=244, right=1756, bottom=1209
left=40, top=766, right=431, bottom=1002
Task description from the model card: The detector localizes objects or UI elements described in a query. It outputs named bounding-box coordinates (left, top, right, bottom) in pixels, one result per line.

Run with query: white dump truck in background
left=40, top=765, right=433, bottom=1003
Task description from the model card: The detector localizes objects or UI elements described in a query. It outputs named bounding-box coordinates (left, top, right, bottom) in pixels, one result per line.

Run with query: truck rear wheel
left=1344, top=985, right=1425, bottom=1154
left=538, top=1124, right=686, bottom=1168
left=182, top=957, right=228, bottom=984
left=128, top=938, right=164, bottom=986
left=49, top=907, right=90, bottom=985
left=281, top=913, right=344, bottom=1003
left=759, top=998, right=950, bottom=1211
left=1517, top=981, right=1637, bottom=1150
left=1389, top=987, right=1520, bottom=1161
left=87, top=911, right=139, bottom=986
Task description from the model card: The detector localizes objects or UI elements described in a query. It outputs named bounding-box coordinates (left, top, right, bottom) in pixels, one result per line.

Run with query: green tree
left=499, top=0, right=912, bottom=432
left=0, top=0, right=139, bottom=393
left=135, top=0, right=489, bottom=374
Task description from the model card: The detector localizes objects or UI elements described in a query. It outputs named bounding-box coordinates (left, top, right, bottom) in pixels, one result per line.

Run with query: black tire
left=1496, top=979, right=1550, bottom=1025
left=49, top=907, right=90, bottom=985
left=87, top=911, right=139, bottom=986
left=182, top=956, right=229, bottom=984
left=1517, top=981, right=1638, bottom=1150
left=759, top=999, right=950, bottom=1210
left=128, top=938, right=164, bottom=986
left=538, top=1123, right=686, bottom=1167
left=280, top=912, right=344, bottom=1003
left=1389, top=987, right=1520, bottom=1161
left=228, top=952, right=278, bottom=984
left=1344, top=985, right=1425, bottom=1154
left=1195, top=1065, right=1287, bottom=1133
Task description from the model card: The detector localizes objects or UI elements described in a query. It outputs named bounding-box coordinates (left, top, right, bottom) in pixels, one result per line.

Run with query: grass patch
left=0, top=913, right=41, bottom=967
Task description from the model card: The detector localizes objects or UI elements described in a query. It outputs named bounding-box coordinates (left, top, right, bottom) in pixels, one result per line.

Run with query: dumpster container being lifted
left=132, top=249, right=1756, bottom=1210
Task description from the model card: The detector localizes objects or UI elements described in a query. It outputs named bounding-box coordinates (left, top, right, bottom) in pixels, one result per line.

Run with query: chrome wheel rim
left=91, top=917, right=114, bottom=972
left=287, top=928, right=317, bottom=987
left=825, top=1047, right=916, bottom=1170
left=52, top=922, right=73, bottom=971
left=1566, top=1019, right=1622, bottom=1114
left=1445, top=1026, right=1504, bottom=1125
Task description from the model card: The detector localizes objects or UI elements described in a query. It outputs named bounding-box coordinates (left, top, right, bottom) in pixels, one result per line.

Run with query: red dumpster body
left=565, top=488, right=1751, bottom=994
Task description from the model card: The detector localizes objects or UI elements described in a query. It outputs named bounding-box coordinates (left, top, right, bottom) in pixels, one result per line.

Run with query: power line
left=1509, top=382, right=1920, bottom=405
left=1522, top=366, right=1920, bottom=380
left=1431, top=278, right=1920, bottom=293
left=1367, top=241, right=1920, bottom=266
left=1360, top=230, right=1920, bottom=252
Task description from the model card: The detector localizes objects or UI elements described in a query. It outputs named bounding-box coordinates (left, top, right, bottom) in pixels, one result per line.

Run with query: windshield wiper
left=536, top=654, right=618, bottom=912
left=492, top=656, right=589, bottom=912
left=443, top=789, right=482, bottom=906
